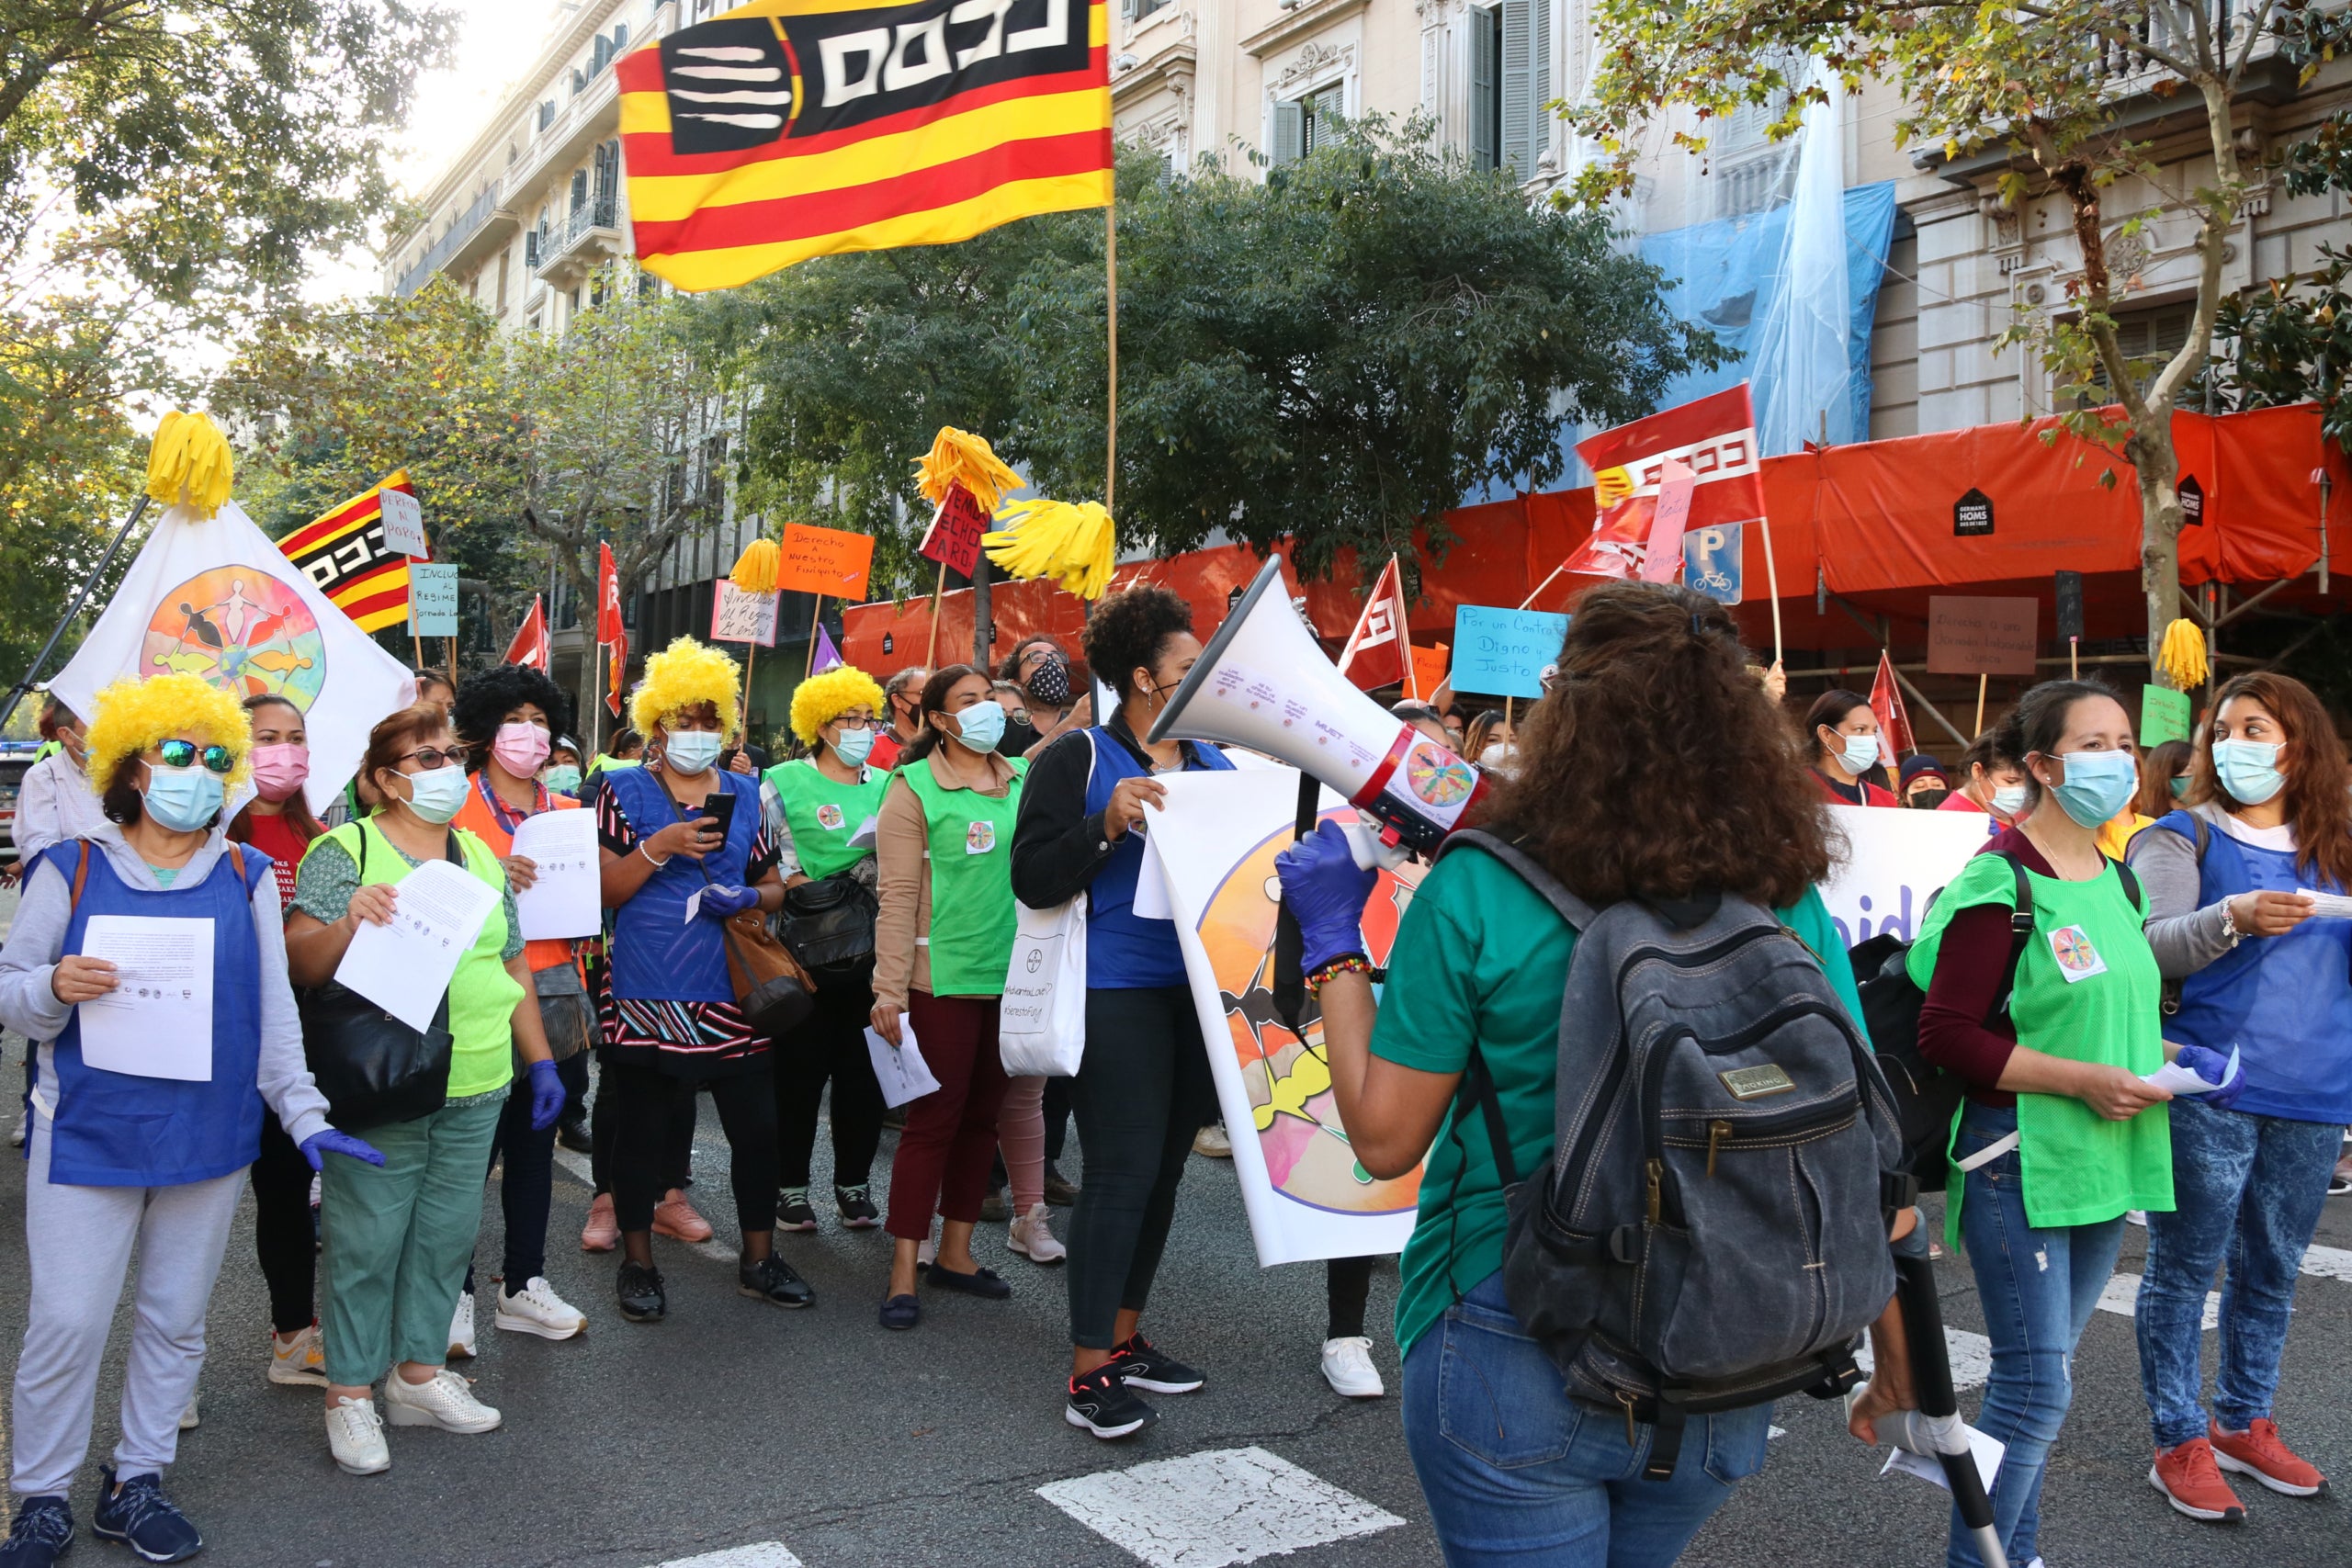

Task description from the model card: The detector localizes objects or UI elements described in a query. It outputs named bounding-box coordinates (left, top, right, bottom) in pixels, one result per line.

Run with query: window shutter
left=1470, top=6, right=1500, bottom=171
left=1273, top=99, right=1306, bottom=165
left=1499, top=0, right=1531, bottom=180
left=1528, top=0, right=1550, bottom=175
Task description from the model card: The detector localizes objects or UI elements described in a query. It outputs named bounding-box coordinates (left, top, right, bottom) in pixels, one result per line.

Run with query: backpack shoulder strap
left=2189, top=811, right=2211, bottom=864
left=1439, top=829, right=1599, bottom=932
left=69, top=840, right=90, bottom=912
left=1990, top=851, right=2037, bottom=1021
left=2112, top=854, right=2143, bottom=912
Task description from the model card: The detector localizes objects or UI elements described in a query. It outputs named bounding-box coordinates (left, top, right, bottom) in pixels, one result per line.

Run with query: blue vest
left=43, top=840, right=270, bottom=1188
left=605, top=764, right=761, bottom=1005
left=2158, top=808, right=2352, bottom=1123
left=1082, top=728, right=1234, bottom=989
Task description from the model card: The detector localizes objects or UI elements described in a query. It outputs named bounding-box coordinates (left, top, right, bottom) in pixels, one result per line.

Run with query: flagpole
left=1105, top=201, right=1118, bottom=518
left=1758, top=513, right=1783, bottom=668
left=1390, top=555, right=1417, bottom=700
left=925, top=559, right=945, bottom=668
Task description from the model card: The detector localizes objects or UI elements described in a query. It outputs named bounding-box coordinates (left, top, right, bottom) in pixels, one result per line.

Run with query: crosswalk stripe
left=2098, top=1272, right=2223, bottom=1330
left=646, top=1544, right=805, bottom=1568
left=1854, top=1327, right=1994, bottom=1392
left=2298, top=1242, right=2352, bottom=1282
left=1038, top=1446, right=1403, bottom=1568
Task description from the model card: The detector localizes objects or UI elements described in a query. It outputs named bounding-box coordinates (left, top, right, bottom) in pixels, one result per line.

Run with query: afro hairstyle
left=452, top=663, right=575, bottom=771
left=789, top=665, right=888, bottom=748
left=84, top=673, right=254, bottom=800
left=1080, top=583, right=1195, bottom=701
left=630, top=637, right=741, bottom=739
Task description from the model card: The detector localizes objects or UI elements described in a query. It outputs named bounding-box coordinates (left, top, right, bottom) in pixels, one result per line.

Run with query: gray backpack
left=1442, top=831, right=1908, bottom=1480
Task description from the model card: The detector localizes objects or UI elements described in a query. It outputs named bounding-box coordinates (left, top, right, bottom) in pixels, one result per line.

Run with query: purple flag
left=811, top=624, right=842, bottom=674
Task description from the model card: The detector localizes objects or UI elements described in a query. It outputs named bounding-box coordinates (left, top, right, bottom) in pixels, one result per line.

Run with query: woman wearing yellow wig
left=594, top=638, right=801, bottom=1325
left=761, top=665, right=892, bottom=1233
left=0, top=675, right=379, bottom=1564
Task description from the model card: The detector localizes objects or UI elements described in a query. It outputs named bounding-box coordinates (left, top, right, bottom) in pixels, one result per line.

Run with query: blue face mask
left=950, top=701, right=1007, bottom=753
left=831, top=727, right=876, bottom=767
left=2047, top=749, right=2139, bottom=829
left=1834, top=732, right=1879, bottom=775
left=2168, top=774, right=2190, bottom=800
left=141, top=762, right=224, bottom=833
left=2212, top=739, right=2285, bottom=806
left=399, top=764, right=469, bottom=825
left=663, top=730, right=724, bottom=775
left=542, top=764, right=582, bottom=795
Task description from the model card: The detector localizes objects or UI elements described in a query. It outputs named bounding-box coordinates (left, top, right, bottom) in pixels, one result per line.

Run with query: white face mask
left=663, top=730, right=723, bottom=775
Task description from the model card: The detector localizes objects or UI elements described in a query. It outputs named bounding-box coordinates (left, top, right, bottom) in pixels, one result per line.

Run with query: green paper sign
left=2141, top=683, right=2190, bottom=747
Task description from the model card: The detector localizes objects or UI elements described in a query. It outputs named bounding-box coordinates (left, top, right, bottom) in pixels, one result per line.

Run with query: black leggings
left=1327, top=1256, right=1374, bottom=1340
left=608, top=1060, right=778, bottom=1235
left=1066, top=986, right=1217, bottom=1350
left=252, top=1111, right=315, bottom=1335
left=592, top=1055, right=694, bottom=1195
left=463, top=1051, right=590, bottom=1292
left=774, top=981, right=885, bottom=1190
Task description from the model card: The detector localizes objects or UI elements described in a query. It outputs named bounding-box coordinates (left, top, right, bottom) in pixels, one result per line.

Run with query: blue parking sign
left=1682, top=524, right=1744, bottom=606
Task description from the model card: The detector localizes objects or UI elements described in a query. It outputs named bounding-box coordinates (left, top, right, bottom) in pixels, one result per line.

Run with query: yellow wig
left=83, top=674, right=253, bottom=796
left=789, top=665, right=887, bottom=747
left=631, top=637, right=741, bottom=739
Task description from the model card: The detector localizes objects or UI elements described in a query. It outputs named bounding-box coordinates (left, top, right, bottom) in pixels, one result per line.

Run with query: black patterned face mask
left=1024, top=650, right=1071, bottom=708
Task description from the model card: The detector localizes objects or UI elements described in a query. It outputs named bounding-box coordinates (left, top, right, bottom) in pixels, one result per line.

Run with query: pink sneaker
left=580, top=1192, right=618, bottom=1253
left=652, top=1189, right=713, bottom=1243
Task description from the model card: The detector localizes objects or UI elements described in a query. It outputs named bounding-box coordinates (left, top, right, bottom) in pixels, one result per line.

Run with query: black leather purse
left=778, top=869, right=877, bottom=987
left=295, top=828, right=459, bottom=1129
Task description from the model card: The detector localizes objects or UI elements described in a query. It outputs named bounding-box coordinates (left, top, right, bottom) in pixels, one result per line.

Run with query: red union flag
left=1337, top=555, right=1413, bottom=694
left=1565, top=386, right=1765, bottom=580
left=1870, top=649, right=1916, bottom=760
left=503, top=595, right=550, bottom=671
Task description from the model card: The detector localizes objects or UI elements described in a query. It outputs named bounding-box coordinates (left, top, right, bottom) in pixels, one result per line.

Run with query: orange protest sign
left=1411, top=643, right=1452, bottom=700
left=776, top=523, right=876, bottom=601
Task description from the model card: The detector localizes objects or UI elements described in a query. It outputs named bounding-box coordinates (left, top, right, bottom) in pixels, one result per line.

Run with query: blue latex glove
left=2174, top=1043, right=2247, bottom=1111
left=1273, top=819, right=1378, bottom=974
left=300, top=1128, right=386, bottom=1172
left=527, top=1057, right=565, bottom=1131
left=697, top=884, right=762, bottom=920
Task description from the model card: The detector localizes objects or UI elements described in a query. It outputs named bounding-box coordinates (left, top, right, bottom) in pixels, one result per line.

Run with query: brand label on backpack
left=2048, top=924, right=2108, bottom=983
left=1718, top=1064, right=1796, bottom=1100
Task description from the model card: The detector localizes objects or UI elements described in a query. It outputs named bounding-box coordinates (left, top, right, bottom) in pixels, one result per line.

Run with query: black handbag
left=295, top=828, right=461, bottom=1129
left=778, top=869, right=877, bottom=987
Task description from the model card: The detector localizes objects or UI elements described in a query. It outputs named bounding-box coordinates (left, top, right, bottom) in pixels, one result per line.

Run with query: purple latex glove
left=527, top=1057, right=564, bottom=1131
left=2174, top=1043, right=2246, bottom=1111
left=300, top=1128, right=386, bottom=1172
left=1273, top=819, right=1378, bottom=973
left=697, top=884, right=762, bottom=920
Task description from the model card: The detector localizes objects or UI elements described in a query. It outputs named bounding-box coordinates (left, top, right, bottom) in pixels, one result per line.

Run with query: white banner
left=1816, top=803, right=1997, bottom=951
left=1146, top=771, right=1425, bottom=1268
left=51, top=500, right=420, bottom=816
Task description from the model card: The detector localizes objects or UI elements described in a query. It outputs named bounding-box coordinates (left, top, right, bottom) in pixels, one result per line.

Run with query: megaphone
left=1148, top=555, right=1488, bottom=854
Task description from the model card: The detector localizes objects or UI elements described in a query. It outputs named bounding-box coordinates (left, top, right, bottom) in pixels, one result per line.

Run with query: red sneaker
left=2211, top=1418, right=2326, bottom=1497
left=2149, top=1436, right=2246, bottom=1523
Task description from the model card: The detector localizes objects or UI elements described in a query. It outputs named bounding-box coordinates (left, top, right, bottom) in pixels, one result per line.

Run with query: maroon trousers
left=884, top=992, right=1012, bottom=1242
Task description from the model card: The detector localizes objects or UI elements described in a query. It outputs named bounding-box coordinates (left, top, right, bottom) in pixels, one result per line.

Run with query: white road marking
left=552, top=1147, right=594, bottom=1186
left=2298, top=1242, right=2352, bottom=1283
left=1038, top=1446, right=1404, bottom=1568
left=2097, top=1271, right=2222, bottom=1330
left=1854, top=1327, right=1994, bottom=1392
left=646, top=1545, right=804, bottom=1568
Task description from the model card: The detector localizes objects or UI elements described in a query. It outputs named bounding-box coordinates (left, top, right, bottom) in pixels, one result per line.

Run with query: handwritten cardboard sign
left=709, top=581, right=780, bottom=647
left=378, top=488, right=428, bottom=558
left=919, top=486, right=988, bottom=579
left=777, top=523, right=876, bottom=601
left=408, top=562, right=458, bottom=637
left=1451, top=605, right=1570, bottom=698
left=1927, top=595, right=2038, bottom=676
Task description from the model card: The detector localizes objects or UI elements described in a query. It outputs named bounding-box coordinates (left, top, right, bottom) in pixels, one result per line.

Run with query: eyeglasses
left=156, top=739, right=235, bottom=775
left=397, top=747, right=466, bottom=771
left=830, top=715, right=876, bottom=731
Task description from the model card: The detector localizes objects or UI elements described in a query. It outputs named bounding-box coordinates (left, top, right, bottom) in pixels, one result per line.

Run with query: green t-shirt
left=1373, top=847, right=1867, bottom=1357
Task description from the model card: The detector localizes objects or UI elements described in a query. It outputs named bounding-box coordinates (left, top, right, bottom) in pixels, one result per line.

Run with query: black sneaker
left=94, top=1467, right=199, bottom=1563
left=1114, top=1334, right=1204, bottom=1393
left=556, top=1115, right=593, bottom=1155
left=1066, top=1366, right=1159, bottom=1439
left=616, top=1260, right=666, bottom=1323
left=1043, top=1163, right=1080, bottom=1207
left=739, top=1255, right=815, bottom=1308
left=0, top=1496, right=73, bottom=1567
left=835, top=1184, right=881, bottom=1228
left=777, top=1188, right=820, bottom=1233
left=979, top=1186, right=1011, bottom=1223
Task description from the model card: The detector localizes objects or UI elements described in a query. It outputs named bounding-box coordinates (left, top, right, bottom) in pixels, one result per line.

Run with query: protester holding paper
left=450, top=664, right=592, bottom=1346
left=0, top=674, right=380, bottom=1564
left=2125, top=671, right=2352, bottom=1521
left=1908, top=680, right=2177, bottom=1568
left=13, top=697, right=107, bottom=864
left=284, top=704, right=562, bottom=1477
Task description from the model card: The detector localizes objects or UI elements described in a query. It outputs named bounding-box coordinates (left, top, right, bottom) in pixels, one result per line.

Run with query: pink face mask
left=492, top=721, right=551, bottom=778
left=250, top=743, right=311, bottom=803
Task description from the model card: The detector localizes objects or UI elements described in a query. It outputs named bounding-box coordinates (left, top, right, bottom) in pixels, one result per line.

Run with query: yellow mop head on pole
left=145, top=412, right=233, bottom=519
left=729, top=537, right=781, bottom=595
left=982, top=498, right=1117, bottom=602
left=914, top=426, right=1023, bottom=513
left=2156, top=616, right=2209, bottom=691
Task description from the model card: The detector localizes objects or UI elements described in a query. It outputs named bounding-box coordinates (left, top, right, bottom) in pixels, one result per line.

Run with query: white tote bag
left=999, top=731, right=1095, bottom=1077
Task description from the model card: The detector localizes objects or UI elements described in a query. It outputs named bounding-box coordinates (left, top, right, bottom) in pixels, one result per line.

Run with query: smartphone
left=695, top=792, right=737, bottom=843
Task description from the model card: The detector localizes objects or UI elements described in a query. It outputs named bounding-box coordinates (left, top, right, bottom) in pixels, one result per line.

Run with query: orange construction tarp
left=841, top=404, right=2351, bottom=675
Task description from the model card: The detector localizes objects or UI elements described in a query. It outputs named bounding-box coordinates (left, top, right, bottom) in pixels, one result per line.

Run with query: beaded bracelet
left=1306, top=953, right=1375, bottom=995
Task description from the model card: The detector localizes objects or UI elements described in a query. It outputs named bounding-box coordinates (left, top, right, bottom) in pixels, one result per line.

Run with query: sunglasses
left=397, top=747, right=467, bottom=771
left=156, top=739, right=235, bottom=775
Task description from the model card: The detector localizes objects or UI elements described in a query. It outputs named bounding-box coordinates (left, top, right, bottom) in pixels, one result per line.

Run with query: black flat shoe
left=739, top=1255, right=815, bottom=1308
left=616, top=1260, right=666, bottom=1323
left=878, top=1293, right=920, bottom=1330
left=923, top=1262, right=1012, bottom=1300
left=556, top=1116, right=592, bottom=1155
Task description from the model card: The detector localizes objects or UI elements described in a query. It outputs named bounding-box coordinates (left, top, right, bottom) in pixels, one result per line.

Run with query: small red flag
left=1871, top=650, right=1917, bottom=761
left=503, top=596, right=549, bottom=671
left=1337, top=556, right=1413, bottom=694
left=595, top=542, right=625, bottom=644
left=606, top=631, right=628, bottom=718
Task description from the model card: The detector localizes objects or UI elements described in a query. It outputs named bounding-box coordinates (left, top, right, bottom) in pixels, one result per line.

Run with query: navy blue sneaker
left=0, top=1495, right=73, bottom=1566
left=92, top=1468, right=200, bottom=1563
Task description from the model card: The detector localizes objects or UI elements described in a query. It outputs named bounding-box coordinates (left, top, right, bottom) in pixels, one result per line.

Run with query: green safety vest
left=763, top=758, right=889, bottom=882
left=308, top=818, right=524, bottom=1100
left=1908, top=851, right=2173, bottom=1245
left=895, top=755, right=1028, bottom=998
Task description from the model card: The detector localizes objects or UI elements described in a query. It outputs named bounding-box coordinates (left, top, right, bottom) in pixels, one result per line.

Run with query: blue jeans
left=1401, top=1271, right=1771, bottom=1568
left=2135, top=1095, right=2339, bottom=1448
left=1951, top=1104, right=2125, bottom=1568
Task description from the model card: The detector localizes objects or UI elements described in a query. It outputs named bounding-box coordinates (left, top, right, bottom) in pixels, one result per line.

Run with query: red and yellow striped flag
left=277, top=473, right=420, bottom=635
left=617, top=0, right=1111, bottom=292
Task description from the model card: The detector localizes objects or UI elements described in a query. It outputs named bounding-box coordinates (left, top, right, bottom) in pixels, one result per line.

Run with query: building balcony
left=392, top=179, right=517, bottom=297
left=508, top=60, right=623, bottom=210
left=535, top=196, right=626, bottom=284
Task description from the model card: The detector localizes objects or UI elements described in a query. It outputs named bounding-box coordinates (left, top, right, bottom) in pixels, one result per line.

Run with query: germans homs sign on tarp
left=1450, top=606, right=1567, bottom=698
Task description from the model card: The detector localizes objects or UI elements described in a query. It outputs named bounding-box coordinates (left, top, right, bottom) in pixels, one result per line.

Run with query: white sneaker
left=1320, top=1336, right=1385, bottom=1398
left=268, top=1324, right=328, bottom=1387
left=1008, top=1202, right=1067, bottom=1265
left=325, top=1395, right=390, bottom=1475
left=7, top=1117, right=23, bottom=1148
left=447, top=1291, right=477, bottom=1359
left=178, top=1393, right=200, bottom=1430
left=383, top=1367, right=502, bottom=1433
left=494, top=1276, right=587, bottom=1341
left=1193, top=1122, right=1233, bottom=1158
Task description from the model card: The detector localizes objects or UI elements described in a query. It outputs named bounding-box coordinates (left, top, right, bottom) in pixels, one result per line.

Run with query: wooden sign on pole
left=1927, top=596, right=2040, bottom=676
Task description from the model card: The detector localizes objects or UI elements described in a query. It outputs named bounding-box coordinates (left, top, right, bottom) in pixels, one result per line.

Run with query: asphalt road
left=0, top=886, right=2349, bottom=1567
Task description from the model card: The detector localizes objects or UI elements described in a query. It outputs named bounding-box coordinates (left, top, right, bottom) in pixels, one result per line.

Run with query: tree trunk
left=2124, top=422, right=2186, bottom=676
left=971, top=556, right=991, bottom=670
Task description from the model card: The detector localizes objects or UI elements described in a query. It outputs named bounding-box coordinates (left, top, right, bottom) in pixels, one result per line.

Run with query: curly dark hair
left=1484, top=581, right=1831, bottom=909
left=451, top=664, right=573, bottom=773
left=1081, top=585, right=1194, bottom=701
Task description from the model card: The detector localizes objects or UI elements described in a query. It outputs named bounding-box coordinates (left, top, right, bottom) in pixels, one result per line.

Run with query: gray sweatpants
left=11, top=1111, right=243, bottom=1497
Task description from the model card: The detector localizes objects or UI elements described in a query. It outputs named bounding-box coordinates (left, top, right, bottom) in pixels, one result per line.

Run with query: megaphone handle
left=1272, top=773, right=1320, bottom=1032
